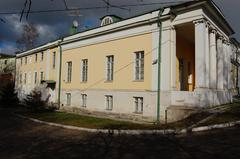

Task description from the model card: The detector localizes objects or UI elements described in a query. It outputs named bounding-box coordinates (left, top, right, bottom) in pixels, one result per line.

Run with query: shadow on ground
left=0, top=109, right=240, bottom=159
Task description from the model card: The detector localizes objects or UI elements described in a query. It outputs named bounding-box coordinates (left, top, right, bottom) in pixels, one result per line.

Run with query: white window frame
left=41, top=52, right=44, bottom=61
left=106, top=55, right=114, bottom=81
left=81, top=94, right=87, bottom=107
left=134, top=97, right=143, bottom=113
left=135, top=51, right=144, bottom=81
left=53, top=52, right=56, bottom=69
left=40, top=71, right=44, bottom=82
left=34, top=72, right=37, bottom=84
left=19, top=73, right=22, bottom=84
left=66, top=93, right=71, bottom=106
left=105, top=95, right=113, bottom=111
left=81, top=59, right=88, bottom=82
left=67, top=61, right=72, bottom=83
left=35, top=54, right=38, bottom=62
left=24, top=73, right=27, bottom=84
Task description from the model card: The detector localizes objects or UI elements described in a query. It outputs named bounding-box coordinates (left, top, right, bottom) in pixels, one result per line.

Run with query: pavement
left=1, top=108, right=240, bottom=159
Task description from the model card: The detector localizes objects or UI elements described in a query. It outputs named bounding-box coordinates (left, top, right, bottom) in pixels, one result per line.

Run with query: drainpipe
left=58, top=38, right=63, bottom=109
left=156, top=8, right=164, bottom=123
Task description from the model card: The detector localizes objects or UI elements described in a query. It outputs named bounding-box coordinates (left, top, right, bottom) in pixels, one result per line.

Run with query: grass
left=19, top=101, right=240, bottom=130
left=199, top=102, right=240, bottom=126
left=21, top=110, right=200, bottom=130
left=22, top=111, right=167, bottom=130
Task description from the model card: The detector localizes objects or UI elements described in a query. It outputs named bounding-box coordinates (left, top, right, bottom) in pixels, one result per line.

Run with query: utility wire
left=0, top=1, right=189, bottom=15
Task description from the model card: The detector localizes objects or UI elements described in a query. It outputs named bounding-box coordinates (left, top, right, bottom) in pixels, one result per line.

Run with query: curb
left=16, top=114, right=240, bottom=135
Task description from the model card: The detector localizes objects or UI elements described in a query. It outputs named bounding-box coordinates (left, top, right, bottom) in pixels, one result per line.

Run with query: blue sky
left=0, top=0, right=239, bottom=54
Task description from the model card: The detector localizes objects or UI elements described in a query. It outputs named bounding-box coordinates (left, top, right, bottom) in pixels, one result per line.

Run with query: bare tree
left=16, top=23, right=39, bottom=51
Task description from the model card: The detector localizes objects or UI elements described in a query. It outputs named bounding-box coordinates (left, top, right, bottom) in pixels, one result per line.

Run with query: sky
left=0, top=0, right=239, bottom=54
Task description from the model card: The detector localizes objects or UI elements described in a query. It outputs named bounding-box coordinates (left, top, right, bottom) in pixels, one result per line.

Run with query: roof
left=0, top=53, right=15, bottom=59
left=16, top=0, right=235, bottom=57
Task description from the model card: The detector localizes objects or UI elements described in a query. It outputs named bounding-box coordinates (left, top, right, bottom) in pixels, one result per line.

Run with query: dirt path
left=1, top=109, right=240, bottom=159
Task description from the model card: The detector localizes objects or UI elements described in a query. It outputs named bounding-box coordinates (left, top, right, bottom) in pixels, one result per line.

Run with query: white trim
left=46, top=49, right=50, bottom=80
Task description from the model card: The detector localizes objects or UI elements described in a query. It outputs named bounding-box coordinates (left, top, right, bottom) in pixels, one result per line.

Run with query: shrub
left=0, top=82, right=19, bottom=108
left=24, top=90, right=57, bottom=113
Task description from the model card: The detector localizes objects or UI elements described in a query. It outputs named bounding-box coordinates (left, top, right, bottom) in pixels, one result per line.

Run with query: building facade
left=0, top=53, right=16, bottom=85
left=15, top=42, right=60, bottom=103
left=16, top=0, right=239, bottom=123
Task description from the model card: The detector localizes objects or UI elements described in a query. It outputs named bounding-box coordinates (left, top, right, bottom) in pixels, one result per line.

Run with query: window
left=34, top=72, right=37, bottom=84
left=41, top=52, right=44, bottom=61
left=67, top=61, right=72, bottom=83
left=81, top=94, right=87, bottom=107
left=135, top=51, right=144, bottom=80
left=4, top=60, right=7, bottom=65
left=82, top=59, right=88, bottom=82
left=40, top=72, right=44, bottom=81
left=24, top=73, right=27, bottom=84
left=25, top=57, right=27, bottom=64
left=134, top=97, right=143, bottom=113
left=106, top=95, right=113, bottom=111
left=101, top=17, right=113, bottom=26
left=19, top=74, right=22, bottom=84
left=106, top=55, right=114, bottom=81
left=66, top=93, right=71, bottom=106
left=53, top=52, right=56, bottom=69
left=20, top=58, right=23, bottom=65
left=35, top=54, right=38, bottom=62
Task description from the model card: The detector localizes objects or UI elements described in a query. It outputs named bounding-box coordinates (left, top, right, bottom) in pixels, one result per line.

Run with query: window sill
left=133, top=112, right=143, bottom=114
left=133, top=80, right=144, bottom=82
left=106, top=109, right=113, bottom=111
left=104, top=80, right=113, bottom=83
left=81, top=81, right=88, bottom=83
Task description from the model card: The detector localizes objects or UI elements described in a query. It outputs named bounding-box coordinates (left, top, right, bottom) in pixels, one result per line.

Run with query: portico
left=169, top=18, right=233, bottom=110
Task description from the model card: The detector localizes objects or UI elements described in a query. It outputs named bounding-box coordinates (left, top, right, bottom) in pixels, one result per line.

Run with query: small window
left=24, top=73, right=27, bottom=84
left=19, top=74, right=22, bottom=84
left=81, top=94, right=87, bottom=107
left=25, top=57, right=27, bottom=64
left=82, top=59, right=88, bottom=82
left=135, top=51, right=144, bottom=80
left=4, top=60, right=7, bottom=65
left=67, top=61, right=72, bottom=83
left=41, top=52, right=44, bottom=61
left=34, top=72, right=37, bottom=84
left=66, top=93, right=71, bottom=106
left=134, top=97, right=143, bottom=113
left=53, top=52, right=56, bottom=69
left=35, top=54, right=38, bottom=62
left=40, top=72, right=44, bottom=81
left=106, top=95, right=113, bottom=111
left=20, top=58, right=23, bottom=65
left=106, top=55, right=114, bottom=81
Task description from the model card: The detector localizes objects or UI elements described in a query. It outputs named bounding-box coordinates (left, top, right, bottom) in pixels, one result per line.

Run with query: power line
left=0, top=1, right=189, bottom=15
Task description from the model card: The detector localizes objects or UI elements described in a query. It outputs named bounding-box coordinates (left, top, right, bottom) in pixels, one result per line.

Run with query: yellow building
left=16, top=0, right=239, bottom=123
left=15, top=41, right=60, bottom=103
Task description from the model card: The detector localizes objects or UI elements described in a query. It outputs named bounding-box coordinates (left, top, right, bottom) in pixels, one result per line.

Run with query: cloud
left=0, top=42, right=17, bottom=54
left=0, top=0, right=239, bottom=53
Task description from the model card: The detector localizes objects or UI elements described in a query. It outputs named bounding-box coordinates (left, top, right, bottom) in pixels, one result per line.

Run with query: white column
left=217, top=37, right=224, bottom=90
left=205, top=23, right=210, bottom=88
left=170, top=26, right=177, bottom=90
left=227, top=43, right=232, bottom=90
left=223, top=41, right=228, bottom=89
left=209, top=29, right=217, bottom=89
left=194, top=19, right=207, bottom=89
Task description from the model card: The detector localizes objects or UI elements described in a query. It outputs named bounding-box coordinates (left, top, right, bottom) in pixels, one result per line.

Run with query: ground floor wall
left=60, top=88, right=232, bottom=123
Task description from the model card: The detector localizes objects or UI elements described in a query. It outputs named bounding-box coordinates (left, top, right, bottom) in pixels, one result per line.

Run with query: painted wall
left=61, top=33, right=152, bottom=91
left=16, top=46, right=59, bottom=101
